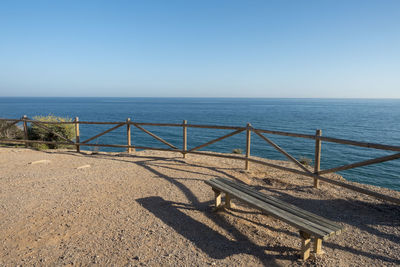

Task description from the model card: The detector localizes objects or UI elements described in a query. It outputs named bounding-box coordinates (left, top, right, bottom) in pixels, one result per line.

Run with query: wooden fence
left=1, top=116, right=400, bottom=204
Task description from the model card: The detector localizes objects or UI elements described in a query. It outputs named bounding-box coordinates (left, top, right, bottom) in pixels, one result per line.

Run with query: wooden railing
left=1, top=116, right=400, bottom=204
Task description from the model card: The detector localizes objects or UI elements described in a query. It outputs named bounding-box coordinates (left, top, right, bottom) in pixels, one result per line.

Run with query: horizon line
left=1, top=96, right=399, bottom=100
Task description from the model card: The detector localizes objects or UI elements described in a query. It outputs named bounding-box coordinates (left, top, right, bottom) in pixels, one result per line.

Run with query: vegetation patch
left=299, top=156, right=312, bottom=166
left=232, top=148, right=243, bottom=154
left=0, top=121, right=24, bottom=140
left=28, top=115, right=75, bottom=150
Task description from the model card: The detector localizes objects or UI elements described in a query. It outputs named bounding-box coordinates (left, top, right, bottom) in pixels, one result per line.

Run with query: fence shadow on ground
left=32, top=150, right=400, bottom=264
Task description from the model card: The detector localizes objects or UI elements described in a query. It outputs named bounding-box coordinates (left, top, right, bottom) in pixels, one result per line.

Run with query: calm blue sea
left=1, top=97, right=399, bottom=191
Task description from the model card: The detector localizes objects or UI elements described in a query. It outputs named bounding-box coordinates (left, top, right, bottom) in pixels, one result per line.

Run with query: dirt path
left=0, top=147, right=399, bottom=266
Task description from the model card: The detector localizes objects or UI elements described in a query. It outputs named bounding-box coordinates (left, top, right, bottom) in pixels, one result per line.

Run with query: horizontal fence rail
left=0, top=116, right=399, bottom=205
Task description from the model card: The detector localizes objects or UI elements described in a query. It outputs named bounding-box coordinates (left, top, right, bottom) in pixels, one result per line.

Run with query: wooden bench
left=204, top=177, right=343, bottom=260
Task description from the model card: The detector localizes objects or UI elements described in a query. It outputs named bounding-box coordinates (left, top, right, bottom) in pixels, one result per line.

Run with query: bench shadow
left=136, top=196, right=297, bottom=265
left=38, top=150, right=400, bottom=264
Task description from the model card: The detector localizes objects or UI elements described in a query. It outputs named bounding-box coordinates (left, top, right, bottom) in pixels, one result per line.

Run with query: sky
left=0, top=0, right=399, bottom=98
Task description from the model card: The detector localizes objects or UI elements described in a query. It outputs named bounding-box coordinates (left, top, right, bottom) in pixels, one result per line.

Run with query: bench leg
left=314, top=238, right=323, bottom=255
left=225, top=193, right=235, bottom=209
left=299, top=231, right=311, bottom=260
left=212, top=189, right=223, bottom=211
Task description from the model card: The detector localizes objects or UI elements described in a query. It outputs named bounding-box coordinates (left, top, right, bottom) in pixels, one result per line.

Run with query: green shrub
left=232, top=148, right=243, bottom=154
left=32, top=143, right=50, bottom=151
left=299, top=156, right=312, bottom=166
left=28, top=115, right=75, bottom=149
left=0, top=121, right=24, bottom=140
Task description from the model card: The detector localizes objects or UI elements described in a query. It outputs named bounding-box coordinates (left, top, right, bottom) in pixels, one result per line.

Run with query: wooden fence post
left=183, top=120, right=187, bottom=158
left=245, top=123, right=252, bottom=170
left=22, top=115, right=29, bottom=148
left=314, top=129, right=322, bottom=188
left=75, top=117, right=80, bottom=152
left=127, top=118, right=132, bottom=153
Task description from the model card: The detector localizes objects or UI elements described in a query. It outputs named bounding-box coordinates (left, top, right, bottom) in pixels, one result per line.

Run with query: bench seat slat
left=216, top=177, right=342, bottom=234
left=206, top=179, right=335, bottom=239
left=207, top=179, right=329, bottom=238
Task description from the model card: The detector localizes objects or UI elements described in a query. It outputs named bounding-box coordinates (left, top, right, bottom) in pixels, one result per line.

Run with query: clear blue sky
left=0, top=0, right=399, bottom=98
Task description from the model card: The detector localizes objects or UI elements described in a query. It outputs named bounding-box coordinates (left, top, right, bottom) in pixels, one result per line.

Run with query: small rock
left=76, top=164, right=91, bottom=170
left=29, top=160, right=51, bottom=165
left=92, top=255, right=98, bottom=263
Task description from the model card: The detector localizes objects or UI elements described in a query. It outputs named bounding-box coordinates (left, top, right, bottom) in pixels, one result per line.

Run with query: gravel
left=0, top=147, right=399, bottom=266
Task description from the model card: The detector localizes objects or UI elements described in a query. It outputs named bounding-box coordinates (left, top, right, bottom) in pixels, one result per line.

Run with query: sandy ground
left=0, top=147, right=399, bottom=266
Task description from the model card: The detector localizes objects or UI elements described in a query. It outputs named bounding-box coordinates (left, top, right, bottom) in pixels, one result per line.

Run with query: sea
left=1, top=97, right=399, bottom=191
